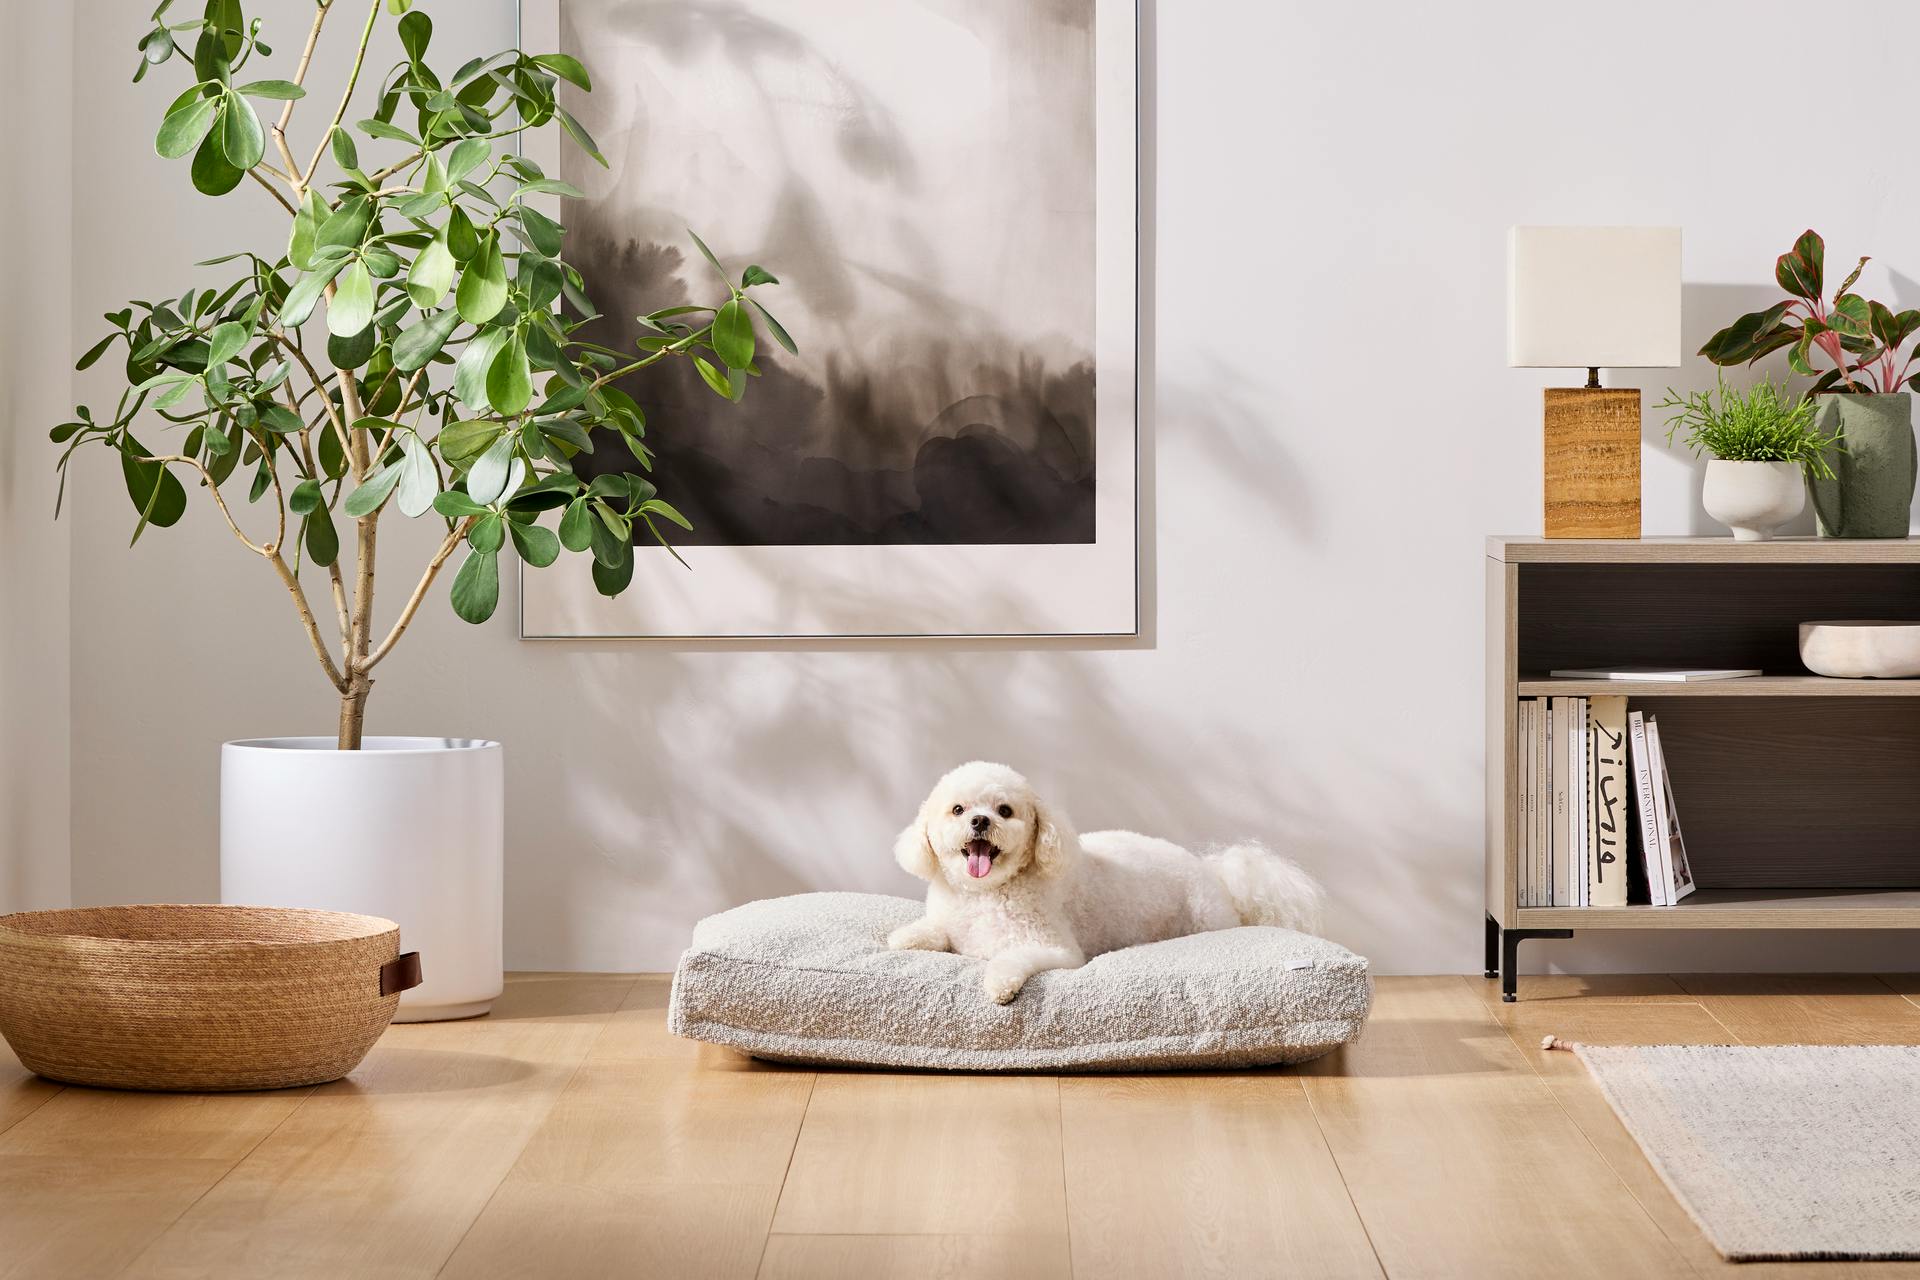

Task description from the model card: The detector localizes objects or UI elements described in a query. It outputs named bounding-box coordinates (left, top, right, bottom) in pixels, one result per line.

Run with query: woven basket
left=0, top=905, right=422, bottom=1092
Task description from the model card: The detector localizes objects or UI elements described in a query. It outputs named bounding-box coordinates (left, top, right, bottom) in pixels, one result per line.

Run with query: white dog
left=888, top=761, right=1325, bottom=1003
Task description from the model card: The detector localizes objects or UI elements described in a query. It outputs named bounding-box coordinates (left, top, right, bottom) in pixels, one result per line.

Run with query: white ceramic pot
left=220, top=737, right=503, bottom=1022
left=1701, top=459, right=1805, bottom=542
left=1800, top=621, right=1920, bottom=678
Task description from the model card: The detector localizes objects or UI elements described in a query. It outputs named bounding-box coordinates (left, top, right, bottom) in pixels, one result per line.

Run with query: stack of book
left=1515, top=694, right=1696, bottom=907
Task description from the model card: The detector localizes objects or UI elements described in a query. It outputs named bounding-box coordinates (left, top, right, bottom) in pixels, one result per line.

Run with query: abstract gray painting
left=557, top=0, right=1097, bottom=547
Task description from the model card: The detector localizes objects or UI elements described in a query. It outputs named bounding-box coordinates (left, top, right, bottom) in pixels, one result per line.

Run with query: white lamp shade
left=1508, top=226, right=1682, bottom=369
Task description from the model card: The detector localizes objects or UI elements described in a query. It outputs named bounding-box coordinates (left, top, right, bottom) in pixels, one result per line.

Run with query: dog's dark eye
left=997, top=804, right=1014, bottom=818
left=951, top=804, right=964, bottom=816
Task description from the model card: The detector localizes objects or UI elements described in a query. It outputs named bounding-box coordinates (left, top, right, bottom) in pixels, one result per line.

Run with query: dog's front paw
left=982, top=961, right=1027, bottom=1004
left=888, top=923, right=944, bottom=952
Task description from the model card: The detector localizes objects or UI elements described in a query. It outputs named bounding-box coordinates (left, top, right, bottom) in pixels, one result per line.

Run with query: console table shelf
left=1484, top=535, right=1920, bottom=1000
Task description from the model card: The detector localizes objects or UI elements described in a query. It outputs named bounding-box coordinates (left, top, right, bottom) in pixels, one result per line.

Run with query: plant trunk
left=337, top=677, right=370, bottom=750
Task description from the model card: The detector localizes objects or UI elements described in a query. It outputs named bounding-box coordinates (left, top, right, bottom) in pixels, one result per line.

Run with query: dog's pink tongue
left=965, top=840, right=994, bottom=878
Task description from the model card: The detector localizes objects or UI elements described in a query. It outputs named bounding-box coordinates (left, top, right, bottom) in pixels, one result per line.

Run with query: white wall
left=0, top=4, right=73, bottom=912
left=62, top=0, right=1920, bottom=973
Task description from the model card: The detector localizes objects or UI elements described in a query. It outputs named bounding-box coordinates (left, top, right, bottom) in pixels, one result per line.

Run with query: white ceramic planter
left=1701, top=459, right=1805, bottom=542
left=220, top=737, right=503, bottom=1022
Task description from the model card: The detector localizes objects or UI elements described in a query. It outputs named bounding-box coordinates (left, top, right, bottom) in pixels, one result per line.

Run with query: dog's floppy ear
left=1028, top=792, right=1081, bottom=878
left=893, top=806, right=939, bottom=881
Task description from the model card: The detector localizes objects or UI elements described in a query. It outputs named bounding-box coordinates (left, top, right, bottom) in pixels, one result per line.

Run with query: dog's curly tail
left=1205, top=842, right=1325, bottom=935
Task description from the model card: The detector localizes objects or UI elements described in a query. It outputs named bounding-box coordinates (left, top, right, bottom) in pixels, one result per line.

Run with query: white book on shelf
left=1551, top=699, right=1571, bottom=908
left=1517, top=700, right=1531, bottom=906
left=1573, top=697, right=1589, bottom=908
left=1548, top=667, right=1763, bottom=683
left=1627, top=710, right=1671, bottom=906
left=1644, top=719, right=1697, bottom=905
left=1589, top=696, right=1631, bottom=907
left=1536, top=699, right=1550, bottom=907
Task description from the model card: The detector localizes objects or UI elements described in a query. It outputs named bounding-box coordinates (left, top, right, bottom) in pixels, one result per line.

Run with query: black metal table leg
left=1484, top=913, right=1500, bottom=979
left=1499, top=926, right=1573, bottom=1002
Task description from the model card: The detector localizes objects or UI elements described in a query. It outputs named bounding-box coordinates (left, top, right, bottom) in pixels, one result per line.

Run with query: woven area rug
left=1574, top=1043, right=1920, bottom=1261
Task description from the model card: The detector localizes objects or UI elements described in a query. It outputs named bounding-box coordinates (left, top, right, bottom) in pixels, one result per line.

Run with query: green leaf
left=591, top=544, right=634, bottom=597
left=446, top=205, right=480, bottom=261
left=327, top=322, right=376, bottom=370
left=279, top=258, right=347, bottom=327
left=558, top=497, right=592, bottom=552
left=437, top=419, right=500, bottom=470
left=76, top=333, right=119, bottom=371
left=257, top=402, right=305, bottom=432
left=343, top=462, right=403, bottom=517
left=304, top=505, right=340, bottom=567
left=692, top=354, right=732, bottom=398
left=555, top=105, right=605, bottom=165
left=1792, top=229, right=1824, bottom=296
left=330, top=124, right=358, bottom=172
left=750, top=299, right=797, bottom=356
left=486, top=330, right=533, bottom=415
left=316, top=196, right=373, bottom=253
left=288, top=190, right=326, bottom=270
left=434, top=490, right=489, bottom=518
left=396, top=433, right=439, bottom=517
left=156, top=92, right=220, bottom=159
left=516, top=205, right=564, bottom=256
left=219, top=90, right=265, bottom=169
left=393, top=306, right=461, bottom=372
left=289, top=477, right=322, bottom=515
left=120, top=438, right=188, bottom=538
left=449, top=548, right=499, bottom=622
left=326, top=261, right=375, bottom=337
left=466, top=435, right=514, bottom=505
left=741, top=265, right=778, bottom=288
left=531, top=52, right=591, bottom=91
left=1776, top=243, right=1821, bottom=301
left=190, top=124, right=246, bottom=194
left=406, top=227, right=456, bottom=307
left=640, top=497, right=692, bottom=530
left=205, top=320, right=248, bottom=367
left=446, top=136, right=490, bottom=183
left=357, top=117, right=417, bottom=143
left=397, top=10, right=432, bottom=63
left=686, top=227, right=729, bottom=284
left=237, top=78, right=304, bottom=100
left=456, top=233, right=508, bottom=324
left=469, top=512, right=505, bottom=553
left=508, top=518, right=561, bottom=567
left=712, top=298, right=755, bottom=370
left=454, top=327, right=508, bottom=410
left=518, top=177, right=585, bottom=199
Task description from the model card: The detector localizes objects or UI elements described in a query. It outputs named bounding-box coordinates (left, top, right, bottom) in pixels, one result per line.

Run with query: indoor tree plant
left=1699, top=230, right=1917, bottom=538
left=1658, top=375, right=1839, bottom=541
left=51, top=0, right=795, bottom=1018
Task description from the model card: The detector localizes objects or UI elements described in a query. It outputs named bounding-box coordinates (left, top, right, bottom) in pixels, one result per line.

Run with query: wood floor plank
left=1674, top=974, right=1920, bottom=1045
left=758, top=1233, right=1073, bottom=1280
left=0, top=1038, right=61, bottom=1138
left=1301, top=976, right=1692, bottom=1279
left=439, top=1064, right=814, bottom=1280
left=771, top=1074, right=1067, bottom=1238
left=120, top=973, right=633, bottom=1280
left=1472, top=974, right=1695, bottom=1006
left=1488, top=979, right=1920, bottom=1279
left=0, top=1156, right=237, bottom=1280
left=1061, top=1076, right=1381, bottom=1279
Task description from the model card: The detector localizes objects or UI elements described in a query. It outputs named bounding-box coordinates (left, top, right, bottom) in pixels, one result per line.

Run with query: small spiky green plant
left=1658, top=375, right=1840, bottom=479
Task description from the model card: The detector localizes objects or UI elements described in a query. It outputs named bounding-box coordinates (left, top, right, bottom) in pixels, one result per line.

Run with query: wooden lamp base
left=1543, top=387, right=1641, bottom=539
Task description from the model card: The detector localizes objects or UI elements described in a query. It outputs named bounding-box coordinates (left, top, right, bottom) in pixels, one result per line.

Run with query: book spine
left=1521, top=699, right=1536, bottom=907
left=1628, top=710, right=1669, bottom=906
left=1574, top=698, right=1589, bottom=908
left=1645, top=720, right=1696, bottom=904
left=1551, top=699, right=1570, bottom=907
left=1590, top=696, right=1629, bottom=907
left=1535, top=699, right=1549, bottom=908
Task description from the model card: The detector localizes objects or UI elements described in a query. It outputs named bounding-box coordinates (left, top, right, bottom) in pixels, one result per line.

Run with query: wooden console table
left=1484, top=535, right=1920, bottom=1000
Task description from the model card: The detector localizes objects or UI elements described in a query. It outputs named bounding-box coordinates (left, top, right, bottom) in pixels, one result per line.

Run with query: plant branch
left=270, top=551, right=351, bottom=692
left=141, top=453, right=269, bottom=556
left=305, top=0, right=383, bottom=184
left=247, top=167, right=299, bottom=215
left=359, top=517, right=475, bottom=673
left=274, top=0, right=332, bottom=191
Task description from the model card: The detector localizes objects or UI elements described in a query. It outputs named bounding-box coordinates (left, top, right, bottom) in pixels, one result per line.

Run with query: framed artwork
left=518, top=0, right=1137, bottom=637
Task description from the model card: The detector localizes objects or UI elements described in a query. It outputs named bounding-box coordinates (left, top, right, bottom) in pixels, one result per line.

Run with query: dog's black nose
left=970, top=814, right=992, bottom=833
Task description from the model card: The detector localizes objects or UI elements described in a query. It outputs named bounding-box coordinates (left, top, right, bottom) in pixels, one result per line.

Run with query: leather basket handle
left=380, top=951, right=423, bottom=997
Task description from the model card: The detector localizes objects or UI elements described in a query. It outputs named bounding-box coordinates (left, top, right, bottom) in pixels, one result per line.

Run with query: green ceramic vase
left=1809, top=393, right=1918, bottom=539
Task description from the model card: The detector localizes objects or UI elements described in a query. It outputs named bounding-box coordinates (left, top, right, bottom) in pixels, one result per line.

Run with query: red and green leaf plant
left=52, top=0, right=798, bottom=748
left=1698, top=229, right=1920, bottom=395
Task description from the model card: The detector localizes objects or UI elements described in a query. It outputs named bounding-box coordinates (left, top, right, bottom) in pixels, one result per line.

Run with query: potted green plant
left=50, top=0, right=796, bottom=1018
left=1657, top=376, right=1839, bottom=541
left=1699, top=230, right=1917, bottom=538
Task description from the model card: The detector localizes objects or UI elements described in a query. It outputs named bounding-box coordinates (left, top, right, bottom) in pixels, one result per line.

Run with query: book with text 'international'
left=1644, top=718, right=1697, bottom=905
left=1627, top=709, right=1672, bottom=905
left=1587, top=696, right=1630, bottom=907
left=1548, top=667, right=1763, bottom=683
left=1550, top=698, right=1571, bottom=907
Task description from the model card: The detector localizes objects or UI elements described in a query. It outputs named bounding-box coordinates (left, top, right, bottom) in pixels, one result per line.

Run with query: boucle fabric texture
left=667, top=892, right=1371, bottom=1071
left=1574, top=1043, right=1920, bottom=1261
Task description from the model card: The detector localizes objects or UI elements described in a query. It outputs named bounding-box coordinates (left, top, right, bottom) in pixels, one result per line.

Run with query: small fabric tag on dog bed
left=667, top=892, right=1372, bottom=1071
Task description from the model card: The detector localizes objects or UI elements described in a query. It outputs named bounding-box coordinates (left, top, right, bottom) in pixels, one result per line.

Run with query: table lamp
left=1508, top=226, right=1682, bottom=539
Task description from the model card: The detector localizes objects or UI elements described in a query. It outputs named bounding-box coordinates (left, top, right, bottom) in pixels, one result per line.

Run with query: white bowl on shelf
left=1799, top=621, right=1920, bottom=679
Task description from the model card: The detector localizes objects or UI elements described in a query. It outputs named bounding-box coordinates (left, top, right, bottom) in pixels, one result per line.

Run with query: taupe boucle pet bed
left=667, top=893, right=1371, bottom=1070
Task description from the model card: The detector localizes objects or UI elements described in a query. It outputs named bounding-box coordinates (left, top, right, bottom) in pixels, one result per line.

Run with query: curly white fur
left=888, top=761, right=1326, bottom=1003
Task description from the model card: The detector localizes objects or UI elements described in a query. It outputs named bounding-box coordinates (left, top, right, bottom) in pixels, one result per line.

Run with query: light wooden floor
left=5, top=973, right=1920, bottom=1279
